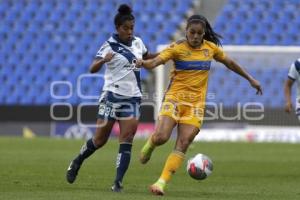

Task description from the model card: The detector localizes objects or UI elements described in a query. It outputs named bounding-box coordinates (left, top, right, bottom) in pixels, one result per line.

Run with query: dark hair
left=187, top=15, right=222, bottom=46
left=114, top=4, right=135, bottom=27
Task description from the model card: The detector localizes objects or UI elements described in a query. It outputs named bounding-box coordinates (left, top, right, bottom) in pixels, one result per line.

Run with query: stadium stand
left=0, top=0, right=298, bottom=108
left=214, top=0, right=300, bottom=46
left=207, top=67, right=288, bottom=107
left=209, top=0, right=299, bottom=107
left=0, top=0, right=193, bottom=105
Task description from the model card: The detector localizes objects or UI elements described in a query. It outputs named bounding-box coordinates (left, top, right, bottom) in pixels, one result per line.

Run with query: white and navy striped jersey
left=288, top=58, right=300, bottom=115
left=95, top=34, right=148, bottom=97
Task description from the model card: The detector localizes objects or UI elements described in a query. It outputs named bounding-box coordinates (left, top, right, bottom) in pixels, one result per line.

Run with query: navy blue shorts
left=97, top=91, right=141, bottom=121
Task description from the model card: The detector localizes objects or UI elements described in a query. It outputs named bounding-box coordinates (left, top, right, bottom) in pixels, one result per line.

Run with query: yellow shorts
left=159, top=98, right=205, bottom=128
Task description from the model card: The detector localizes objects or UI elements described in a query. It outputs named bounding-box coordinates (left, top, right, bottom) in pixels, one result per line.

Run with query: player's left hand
left=249, top=78, right=263, bottom=95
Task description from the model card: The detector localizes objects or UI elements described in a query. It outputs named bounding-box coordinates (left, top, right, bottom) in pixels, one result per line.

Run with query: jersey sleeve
left=158, top=43, right=177, bottom=63
left=140, top=40, right=148, bottom=56
left=288, top=60, right=300, bottom=80
left=95, top=41, right=111, bottom=59
left=213, top=45, right=226, bottom=61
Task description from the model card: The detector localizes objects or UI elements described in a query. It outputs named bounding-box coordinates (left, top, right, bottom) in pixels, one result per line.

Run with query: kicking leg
left=140, top=116, right=176, bottom=164
left=150, top=123, right=199, bottom=195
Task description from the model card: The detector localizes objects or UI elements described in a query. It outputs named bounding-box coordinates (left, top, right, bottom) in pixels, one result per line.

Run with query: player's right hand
left=103, top=52, right=115, bottom=63
left=284, top=102, right=293, bottom=113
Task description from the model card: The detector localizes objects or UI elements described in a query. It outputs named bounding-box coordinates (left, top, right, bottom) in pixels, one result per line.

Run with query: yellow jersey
left=159, top=39, right=226, bottom=104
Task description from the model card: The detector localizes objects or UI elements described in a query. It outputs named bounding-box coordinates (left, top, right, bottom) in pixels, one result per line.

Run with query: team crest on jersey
left=203, top=49, right=209, bottom=57
left=185, top=51, right=192, bottom=56
left=118, top=47, right=124, bottom=52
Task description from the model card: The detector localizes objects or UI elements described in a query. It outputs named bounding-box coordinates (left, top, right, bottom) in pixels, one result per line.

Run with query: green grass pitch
left=0, top=137, right=300, bottom=200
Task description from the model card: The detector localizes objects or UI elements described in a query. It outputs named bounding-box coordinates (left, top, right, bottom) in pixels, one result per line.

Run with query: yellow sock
left=159, top=151, right=185, bottom=183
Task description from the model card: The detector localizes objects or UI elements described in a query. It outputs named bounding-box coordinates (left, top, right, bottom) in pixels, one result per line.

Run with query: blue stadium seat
left=56, top=0, right=71, bottom=12
left=170, top=14, right=183, bottom=24
left=26, top=1, right=41, bottom=12
left=20, top=10, right=35, bottom=21
left=249, top=33, right=266, bottom=45
left=12, top=21, right=28, bottom=33
left=161, top=24, right=176, bottom=36
left=5, top=10, right=21, bottom=21
left=0, top=21, right=13, bottom=33
left=234, top=33, right=251, bottom=44
left=286, top=23, right=300, bottom=35
left=49, top=10, right=66, bottom=22
left=64, top=10, right=79, bottom=22
left=246, top=10, right=263, bottom=24
left=80, top=12, right=95, bottom=22
left=155, top=33, right=170, bottom=45
left=0, top=0, right=10, bottom=11
left=34, top=11, right=50, bottom=22
left=175, top=0, right=192, bottom=13
left=70, top=1, right=86, bottom=12
left=100, top=2, right=115, bottom=13
left=271, top=23, right=287, bottom=35
left=145, top=21, right=161, bottom=35
left=215, top=0, right=300, bottom=46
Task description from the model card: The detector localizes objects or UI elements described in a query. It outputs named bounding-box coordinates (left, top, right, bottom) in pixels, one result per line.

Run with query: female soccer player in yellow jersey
left=136, top=14, right=263, bottom=196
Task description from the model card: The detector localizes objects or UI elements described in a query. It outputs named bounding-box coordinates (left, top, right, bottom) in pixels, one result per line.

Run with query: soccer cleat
left=66, top=160, right=81, bottom=184
left=111, top=181, right=123, bottom=192
left=139, top=139, right=155, bottom=164
left=149, top=181, right=166, bottom=196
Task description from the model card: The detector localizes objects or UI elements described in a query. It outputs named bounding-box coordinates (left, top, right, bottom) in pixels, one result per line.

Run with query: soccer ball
left=187, top=153, right=213, bottom=180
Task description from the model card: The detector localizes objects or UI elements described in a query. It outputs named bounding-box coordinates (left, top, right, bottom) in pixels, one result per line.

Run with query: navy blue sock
left=114, top=143, right=132, bottom=184
left=74, top=138, right=97, bottom=164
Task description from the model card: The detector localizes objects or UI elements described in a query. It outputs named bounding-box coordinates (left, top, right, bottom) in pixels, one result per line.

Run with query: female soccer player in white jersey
left=285, top=58, right=300, bottom=121
left=66, top=4, right=157, bottom=192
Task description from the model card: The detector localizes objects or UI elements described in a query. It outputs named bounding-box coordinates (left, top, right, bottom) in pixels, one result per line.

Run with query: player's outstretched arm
left=219, top=56, right=263, bottom=95
left=136, top=56, right=164, bottom=69
left=284, top=78, right=294, bottom=113
left=89, top=52, right=115, bottom=73
left=143, top=52, right=160, bottom=60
